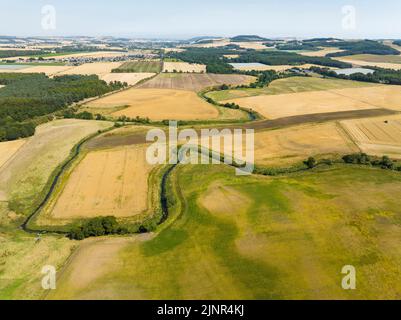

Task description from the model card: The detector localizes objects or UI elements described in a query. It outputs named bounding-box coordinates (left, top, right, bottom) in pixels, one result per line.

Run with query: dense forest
left=302, top=39, right=399, bottom=56
left=0, top=50, right=48, bottom=58
left=310, top=66, right=401, bottom=85
left=393, top=40, right=401, bottom=47
left=0, top=73, right=126, bottom=141
left=276, top=41, right=319, bottom=51
left=230, top=35, right=269, bottom=42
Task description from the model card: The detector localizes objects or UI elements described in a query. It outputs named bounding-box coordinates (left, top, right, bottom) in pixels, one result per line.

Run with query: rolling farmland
left=138, top=73, right=255, bottom=91
left=222, top=89, right=377, bottom=119
left=48, top=164, right=401, bottom=299
left=87, top=88, right=219, bottom=121
left=206, top=76, right=376, bottom=101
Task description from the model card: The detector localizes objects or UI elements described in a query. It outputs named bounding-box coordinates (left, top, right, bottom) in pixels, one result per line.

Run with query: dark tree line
left=167, top=47, right=352, bottom=74
left=232, top=51, right=352, bottom=68
left=310, top=66, right=401, bottom=85
left=301, top=39, right=399, bottom=57
left=0, top=73, right=126, bottom=141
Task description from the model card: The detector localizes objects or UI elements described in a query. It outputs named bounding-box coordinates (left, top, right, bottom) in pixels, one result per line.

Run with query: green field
left=112, top=61, right=163, bottom=73
left=49, top=164, right=401, bottom=299
left=205, top=76, right=378, bottom=101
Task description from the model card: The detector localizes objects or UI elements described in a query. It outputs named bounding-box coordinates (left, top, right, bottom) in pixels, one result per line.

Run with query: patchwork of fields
left=206, top=76, right=376, bottom=101
left=48, top=165, right=401, bottom=299
left=3, top=46, right=401, bottom=301
left=87, top=88, right=219, bottom=121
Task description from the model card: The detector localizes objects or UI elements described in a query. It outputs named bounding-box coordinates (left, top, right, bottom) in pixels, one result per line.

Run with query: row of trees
left=310, top=66, right=401, bottom=85
left=302, top=39, right=399, bottom=57
left=0, top=73, right=127, bottom=141
left=232, top=51, right=352, bottom=68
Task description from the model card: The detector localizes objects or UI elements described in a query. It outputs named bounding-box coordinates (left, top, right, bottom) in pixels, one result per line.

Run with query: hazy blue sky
left=0, top=0, right=400, bottom=39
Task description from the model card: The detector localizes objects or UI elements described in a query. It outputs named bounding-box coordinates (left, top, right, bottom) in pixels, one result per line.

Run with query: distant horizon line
left=0, top=34, right=399, bottom=41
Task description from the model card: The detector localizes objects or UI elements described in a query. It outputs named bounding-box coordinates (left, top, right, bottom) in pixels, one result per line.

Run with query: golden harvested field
left=0, top=65, right=73, bottom=76
left=252, top=123, right=358, bottom=166
left=88, top=88, right=219, bottom=121
left=223, top=88, right=378, bottom=119
left=327, top=85, right=401, bottom=111
left=334, top=55, right=401, bottom=70
left=0, top=139, right=26, bottom=169
left=18, top=65, right=73, bottom=76
left=162, top=61, right=206, bottom=73
left=50, top=146, right=153, bottom=219
left=138, top=73, right=255, bottom=91
left=58, top=62, right=123, bottom=77
left=100, top=73, right=155, bottom=85
left=206, top=123, right=357, bottom=166
left=341, top=115, right=401, bottom=158
left=299, top=47, right=344, bottom=57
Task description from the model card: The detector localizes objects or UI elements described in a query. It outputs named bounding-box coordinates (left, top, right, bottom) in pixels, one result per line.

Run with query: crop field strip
left=340, top=115, right=401, bottom=158
left=112, top=60, right=163, bottom=73
left=138, top=73, right=255, bottom=91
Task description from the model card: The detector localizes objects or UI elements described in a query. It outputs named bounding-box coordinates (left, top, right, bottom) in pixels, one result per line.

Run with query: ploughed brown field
left=137, top=73, right=255, bottom=91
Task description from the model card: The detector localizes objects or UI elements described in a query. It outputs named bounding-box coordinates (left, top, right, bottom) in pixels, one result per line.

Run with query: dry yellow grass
left=205, top=123, right=357, bottom=166
left=0, top=139, right=26, bottom=169
left=341, top=114, right=401, bottom=158
left=199, top=184, right=252, bottom=217
left=100, top=72, right=155, bottom=85
left=50, top=146, right=153, bottom=219
left=252, top=123, right=358, bottom=166
left=58, top=62, right=123, bottom=77
left=223, top=88, right=377, bottom=119
left=89, top=88, right=219, bottom=121
left=162, top=62, right=206, bottom=73
left=328, top=85, right=401, bottom=111
left=0, top=65, right=73, bottom=76
left=334, top=56, right=401, bottom=70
